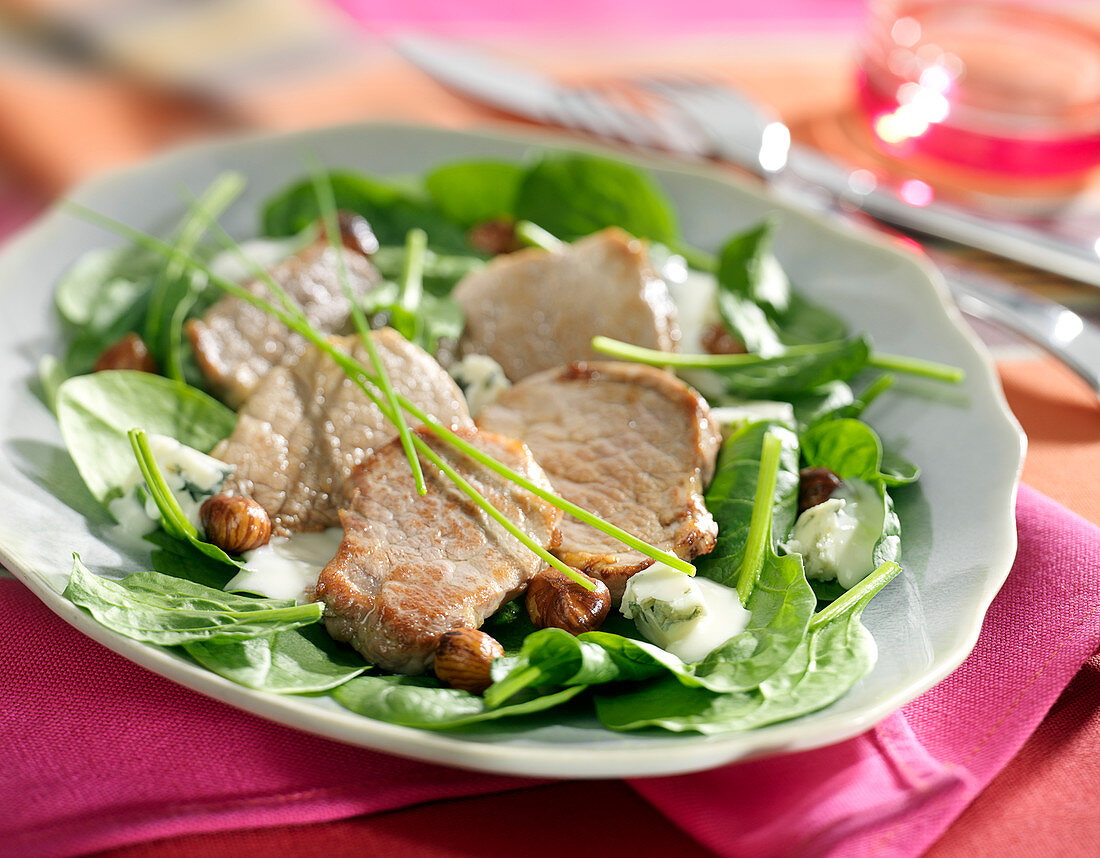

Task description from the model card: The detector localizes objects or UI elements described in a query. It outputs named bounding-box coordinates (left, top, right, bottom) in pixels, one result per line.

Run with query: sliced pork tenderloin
left=187, top=239, right=381, bottom=408
left=453, top=228, right=679, bottom=382
left=316, top=426, right=561, bottom=674
left=477, top=361, right=721, bottom=600
left=212, top=329, right=473, bottom=537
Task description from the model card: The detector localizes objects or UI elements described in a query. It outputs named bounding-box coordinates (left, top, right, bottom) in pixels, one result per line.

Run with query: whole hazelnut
left=331, top=211, right=379, bottom=257
left=700, top=323, right=747, bottom=356
left=526, top=568, right=611, bottom=635
left=798, top=467, right=843, bottom=515
left=93, top=333, right=158, bottom=374
left=433, top=628, right=504, bottom=694
left=199, top=494, right=272, bottom=554
left=467, top=220, right=520, bottom=255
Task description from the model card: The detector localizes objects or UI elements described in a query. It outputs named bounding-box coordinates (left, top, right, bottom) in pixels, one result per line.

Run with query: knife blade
left=395, top=33, right=1100, bottom=289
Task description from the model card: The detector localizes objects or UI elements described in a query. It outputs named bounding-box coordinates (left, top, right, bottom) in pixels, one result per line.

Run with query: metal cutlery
left=395, top=33, right=1100, bottom=289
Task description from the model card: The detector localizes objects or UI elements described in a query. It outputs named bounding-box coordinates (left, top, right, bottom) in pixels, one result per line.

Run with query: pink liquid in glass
left=857, top=1, right=1100, bottom=177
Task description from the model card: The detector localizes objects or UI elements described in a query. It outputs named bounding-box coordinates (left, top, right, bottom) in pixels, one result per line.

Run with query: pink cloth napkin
left=331, top=0, right=865, bottom=32
left=4, top=484, right=1099, bottom=858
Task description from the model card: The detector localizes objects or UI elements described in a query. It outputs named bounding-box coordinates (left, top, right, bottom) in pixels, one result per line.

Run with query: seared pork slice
left=477, top=362, right=721, bottom=600
left=187, top=241, right=380, bottom=408
left=316, top=427, right=561, bottom=674
left=453, top=228, right=679, bottom=381
left=213, top=329, right=473, bottom=537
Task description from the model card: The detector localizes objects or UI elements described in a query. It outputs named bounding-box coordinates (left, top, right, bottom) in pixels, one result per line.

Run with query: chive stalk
left=735, top=432, right=781, bottom=603
left=397, top=228, right=427, bottom=318
left=307, top=168, right=426, bottom=496
left=515, top=220, right=564, bottom=252
left=867, top=353, right=964, bottom=383
left=592, top=335, right=963, bottom=383
left=147, top=172, right=244, bottom=381
left=128, top=428, right=199, bottom=541
left=809, top=561, right=901, bottom=630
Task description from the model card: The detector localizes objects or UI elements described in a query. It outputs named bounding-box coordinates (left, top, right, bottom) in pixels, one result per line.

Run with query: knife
left=394, top=33, right=1100, bottom=290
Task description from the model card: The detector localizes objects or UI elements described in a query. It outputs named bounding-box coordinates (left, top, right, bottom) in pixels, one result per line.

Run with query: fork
left=542, top=83, right=713, bottom=157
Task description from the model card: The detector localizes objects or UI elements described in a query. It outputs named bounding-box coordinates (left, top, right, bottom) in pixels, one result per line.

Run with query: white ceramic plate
left=0, top=123, right=1024, bottom=778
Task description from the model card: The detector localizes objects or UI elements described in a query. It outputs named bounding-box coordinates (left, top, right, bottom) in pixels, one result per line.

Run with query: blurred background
left=1, top=0, right=1099, bottom=335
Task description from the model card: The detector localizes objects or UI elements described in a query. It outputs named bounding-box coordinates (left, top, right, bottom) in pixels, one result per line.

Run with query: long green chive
left=867, top=353, right=964, bottom=383
left=66, top=201, right=694, bottom=584
left=128, top=428, right=198, bottom=541
left=394, top=227, right=428, bottom=333
left=592, top=335, right=963, bottom=383
left=849, top=373, right=895, bottom=418
left=592, top=335, right=831, bottom=369
left=414, top=433, right=596, bottom=590
left=515, top=220, right=564, bottom=252
left=307, top=168, right=426, bottom=496
left=809, top=561, right=901, bottom=630
left=735, top=432, right=781, bottom=603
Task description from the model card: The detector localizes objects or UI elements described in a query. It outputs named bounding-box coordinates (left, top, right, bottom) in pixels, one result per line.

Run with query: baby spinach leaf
left=64, top=558, right=322, bottom=645
left=715, top=218, right=847, bottom=355
left=484, top=627, right=663, bottom=708
left=56, top=371, right=237, bottom=503
left=54, top=247, right=160, bottom=377
left=183, top=625, right=367, bottom=693
left=513, top=153, right=678, bottom=243
left=717, top=217, right=788, bottom=316
left=801, top=418, right=919, bottom=487
left=696, top=429, right=814, bottom=688
left=261, top=170, right=470, bottom=253
left=594, top=562, right=900, bottom=733
left=881, top=447, right=920, bottom=485
left=331, top=674, right=585, bottom=729
left=778, top=292, right=851, bottom=347
left=696, top=420, right=800, bottom=587
left=55, top=246, right=161, bottom=331
left=787, top=380, right=855, bottom=429
left=147, top=531, right=239, bottom=589
left=424, top=160, right=523, bottom=227
left=714, top=336, right=871, bottom=399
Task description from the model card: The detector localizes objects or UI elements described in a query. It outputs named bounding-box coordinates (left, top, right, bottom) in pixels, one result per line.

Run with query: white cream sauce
left=620, top=562, right=750, bottom=663
left=226, top=527, right=345, bottom=602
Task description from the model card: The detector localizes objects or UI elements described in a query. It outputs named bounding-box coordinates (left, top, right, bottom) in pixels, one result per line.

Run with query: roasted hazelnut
left=329, top=210, right=379, bottom=257
left=433, top=628, right=504, bottom=694
left=798, top=467, right=843, bottom=515
left=93, top=333, right=158, bottom=374
left=199, top=494, right=272, bottom=554
left=467, top=219, right=520, bottom=256
left=526, top=567, right=611, bottom=635
left=700, top=323, right=747, bottom=356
